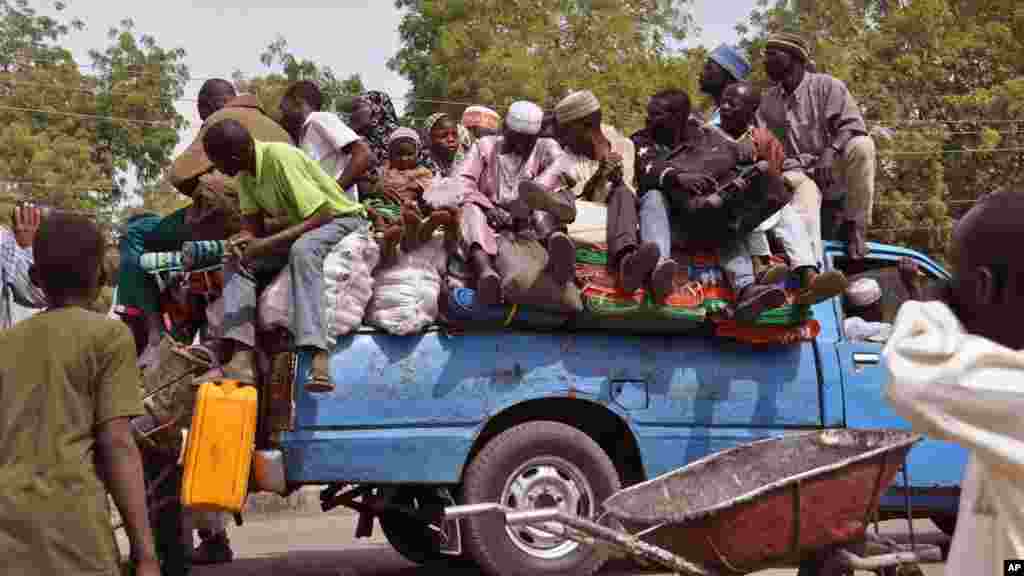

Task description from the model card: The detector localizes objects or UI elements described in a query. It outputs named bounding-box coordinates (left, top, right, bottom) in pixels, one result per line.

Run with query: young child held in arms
left=365, top=127, right=456, bottom=260
left=0, top=213, right=159, bottom=576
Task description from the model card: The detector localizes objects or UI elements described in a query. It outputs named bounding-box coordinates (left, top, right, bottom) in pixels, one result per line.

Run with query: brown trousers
left=606, top=183, right=639, bottom=266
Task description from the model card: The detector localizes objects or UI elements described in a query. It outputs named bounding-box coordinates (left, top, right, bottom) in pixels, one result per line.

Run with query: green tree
left=388, top=0, right=700, bottom=133
left=233, top=36, right=366, bottom=125
left=0, top=0, right=188, bottom=227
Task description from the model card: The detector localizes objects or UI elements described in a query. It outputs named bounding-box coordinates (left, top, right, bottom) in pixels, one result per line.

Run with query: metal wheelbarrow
left=446, top=429, right=943, bottom=575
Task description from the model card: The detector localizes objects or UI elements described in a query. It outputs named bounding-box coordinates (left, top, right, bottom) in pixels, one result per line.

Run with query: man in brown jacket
left=115, top=79, right=293, bottom=363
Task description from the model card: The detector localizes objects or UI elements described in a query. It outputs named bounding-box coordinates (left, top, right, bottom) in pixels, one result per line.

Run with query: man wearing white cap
left=457, top=100, right=572, bottom=305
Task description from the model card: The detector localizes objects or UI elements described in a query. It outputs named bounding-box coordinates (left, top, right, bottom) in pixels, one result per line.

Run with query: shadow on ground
left=192, top=544, right=659, bottom=576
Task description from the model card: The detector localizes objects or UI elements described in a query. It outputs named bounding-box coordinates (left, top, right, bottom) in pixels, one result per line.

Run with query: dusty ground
left=117, top=513, right=950, bottom=576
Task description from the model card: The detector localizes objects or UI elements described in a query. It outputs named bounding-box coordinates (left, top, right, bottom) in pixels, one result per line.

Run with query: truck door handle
left=853, top=353, right=880, bottom=366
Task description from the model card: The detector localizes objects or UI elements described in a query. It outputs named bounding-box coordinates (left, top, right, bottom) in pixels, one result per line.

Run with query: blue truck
left=252, top=240, right=964, bottom=576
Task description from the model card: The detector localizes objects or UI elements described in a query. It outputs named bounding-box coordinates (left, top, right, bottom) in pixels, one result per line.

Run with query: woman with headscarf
left=348, top=91, right=401, bottom=194
left=419, top=112, right=467, bottom=178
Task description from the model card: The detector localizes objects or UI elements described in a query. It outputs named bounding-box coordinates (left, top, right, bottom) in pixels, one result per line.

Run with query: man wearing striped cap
left=457, top=100, right=573, bottom=305
left=550, top=90, right=655, bottom=293
left=758, top=32, right=877, bottom=261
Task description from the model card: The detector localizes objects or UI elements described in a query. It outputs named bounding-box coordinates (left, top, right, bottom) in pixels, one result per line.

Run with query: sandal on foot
left=303, top=353, right=334, bottom=393
left=796, top=269, right=849, bottom=306
left=649, top=259, right=678, bottom=305
left=756, top=263, right=791, bottom=286
left=734, top=284, right=788, bottom=324
left=476, top=271, right=502, bottom=306
left=546, top=232, right=576, bottom=285
left=618, top=243, right=659, bottom=294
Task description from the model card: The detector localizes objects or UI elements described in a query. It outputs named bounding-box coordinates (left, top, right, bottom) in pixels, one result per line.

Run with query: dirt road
left=159, top=514, right=949, bottom=576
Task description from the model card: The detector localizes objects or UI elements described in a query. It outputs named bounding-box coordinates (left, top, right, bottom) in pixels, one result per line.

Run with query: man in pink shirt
left=458, top=100, right=574, bottom=305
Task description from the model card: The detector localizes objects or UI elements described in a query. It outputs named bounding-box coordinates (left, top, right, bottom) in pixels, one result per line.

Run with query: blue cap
left=710, top=43, right=752, bottom=82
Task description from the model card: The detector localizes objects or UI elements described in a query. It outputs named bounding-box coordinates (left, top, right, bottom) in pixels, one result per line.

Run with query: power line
left=0, top=104, right=176, bottom=126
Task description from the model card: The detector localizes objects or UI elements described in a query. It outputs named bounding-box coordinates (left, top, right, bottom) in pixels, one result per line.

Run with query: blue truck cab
left=258, top=240, right=964, bottom=576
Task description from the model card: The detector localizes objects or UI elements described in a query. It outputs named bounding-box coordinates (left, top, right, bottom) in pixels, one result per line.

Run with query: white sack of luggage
left=366, top=236, right=446, bottom=336
left=568, top=200, right=608, bottom=244
left=323, top=225, right=380, bottom=346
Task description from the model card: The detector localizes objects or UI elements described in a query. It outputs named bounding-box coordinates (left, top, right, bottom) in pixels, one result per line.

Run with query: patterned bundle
left=181, top=240, right=226, bottom=270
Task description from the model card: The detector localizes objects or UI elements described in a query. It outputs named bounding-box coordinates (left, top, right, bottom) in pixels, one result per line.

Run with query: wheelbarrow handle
left=444, top=504, right=714, bottom=576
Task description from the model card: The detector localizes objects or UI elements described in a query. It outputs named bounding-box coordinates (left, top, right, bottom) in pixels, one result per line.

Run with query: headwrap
left=423, top=112, right=449, bottom=135
left=387, top=127, right=420, bottom=149
left=462, top=106, right=501, bottom=131
left=709, top=43, right=752, bottom=82
left=352, top=90, right=400, bottom=173
left=846, top=277, right=882, bottom=309
left=554, top=90, right=601, bottom=125
left=417, top=112, right=467, bottom=177
left=765, top=32, right=811, bottom=63
left=505, top=101, right=543, bottom=136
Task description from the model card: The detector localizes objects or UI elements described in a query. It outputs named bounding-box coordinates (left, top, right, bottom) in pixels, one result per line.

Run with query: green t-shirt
left=239, top=141, right=367, bottom=226
left=0, top=307, right=144, bottom=575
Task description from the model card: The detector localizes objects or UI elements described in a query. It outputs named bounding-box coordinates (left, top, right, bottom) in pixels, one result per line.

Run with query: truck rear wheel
left=378, top=486, right=455, bottom=566
left=460, top=421, right=620, bottom=576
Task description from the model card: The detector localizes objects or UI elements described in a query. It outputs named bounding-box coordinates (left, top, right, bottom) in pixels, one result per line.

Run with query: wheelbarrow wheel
left=461, top=420, right=620, bottom=576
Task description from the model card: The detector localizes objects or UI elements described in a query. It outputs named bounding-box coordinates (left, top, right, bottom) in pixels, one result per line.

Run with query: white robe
left=883, top=300, right=1024, bottom=575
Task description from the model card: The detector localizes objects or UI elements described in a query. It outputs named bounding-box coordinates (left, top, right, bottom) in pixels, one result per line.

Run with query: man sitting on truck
left=758, top=32, right=877, bottom=261
left=116, top=78, right=293, bottom=366
left=198, top=118, right=368, bottom=394
left=551, top=90, right=660, bottom=294
left=458, top=100, right=574, bottom=305
left=630, top=88, right=788, bottom=321
left=279, top=80, right=372, bottom=203
left=713, top=81, right=848, bottom=305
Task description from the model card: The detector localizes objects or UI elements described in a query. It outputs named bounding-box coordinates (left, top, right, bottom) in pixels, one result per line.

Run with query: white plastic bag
left=323, top=227, right=380, bottom=345
left=422, top=176, right=464, bottom=210
left=366, top=237, right=445, bottom=335
left=257, top=269, right=291, bottom=331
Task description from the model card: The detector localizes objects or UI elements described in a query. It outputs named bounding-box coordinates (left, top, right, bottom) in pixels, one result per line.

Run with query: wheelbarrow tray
left=601, top=429, right=922, bottom=574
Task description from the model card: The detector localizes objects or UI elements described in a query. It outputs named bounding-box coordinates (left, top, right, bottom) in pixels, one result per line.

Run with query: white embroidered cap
left=505, top=101, right=544, bottom=136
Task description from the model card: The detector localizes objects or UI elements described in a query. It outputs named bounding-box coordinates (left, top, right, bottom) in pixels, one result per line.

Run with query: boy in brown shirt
left=0, top=213, right=158, bottom=575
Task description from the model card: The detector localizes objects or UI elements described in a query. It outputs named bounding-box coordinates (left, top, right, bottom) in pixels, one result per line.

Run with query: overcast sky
left=40, top=0, right=757, bottom=157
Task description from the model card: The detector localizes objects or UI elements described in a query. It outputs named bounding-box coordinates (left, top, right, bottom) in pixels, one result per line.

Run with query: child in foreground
left=0, top=213, right=158, bottom=575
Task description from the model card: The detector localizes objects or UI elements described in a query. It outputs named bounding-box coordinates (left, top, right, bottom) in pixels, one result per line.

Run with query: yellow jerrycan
left=181, top=379, right=259, bottom=513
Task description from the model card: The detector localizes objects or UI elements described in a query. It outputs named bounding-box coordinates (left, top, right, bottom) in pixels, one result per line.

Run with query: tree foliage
left=0, top=0, right=188, bottom=226
left=233, top=36, right=366, bottom=126
left=388, top=0, right=701, bottom=132
left=738, top=0, right=1024, bottom=260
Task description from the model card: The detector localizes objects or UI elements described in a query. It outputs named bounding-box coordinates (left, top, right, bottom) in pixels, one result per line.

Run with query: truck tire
left=378, top=486, right=456, bottom=566
left=930, top=514, right=956, bottom=536
left=460, top=421, right=620, bottom=576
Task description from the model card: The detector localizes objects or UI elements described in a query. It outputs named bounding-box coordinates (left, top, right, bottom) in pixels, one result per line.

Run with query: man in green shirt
left=0, top=213, right=158, bottom=576
left=200, top=118, right=368, bottom=393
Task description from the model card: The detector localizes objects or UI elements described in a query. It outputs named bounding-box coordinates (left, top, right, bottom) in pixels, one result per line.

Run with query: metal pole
left=443, top=504, right=714, bottom=576
left=902, top=458, right=916, bottom=550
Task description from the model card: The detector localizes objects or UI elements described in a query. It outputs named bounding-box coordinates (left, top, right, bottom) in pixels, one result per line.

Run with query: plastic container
left=181, top=379, right=259, bottom=513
